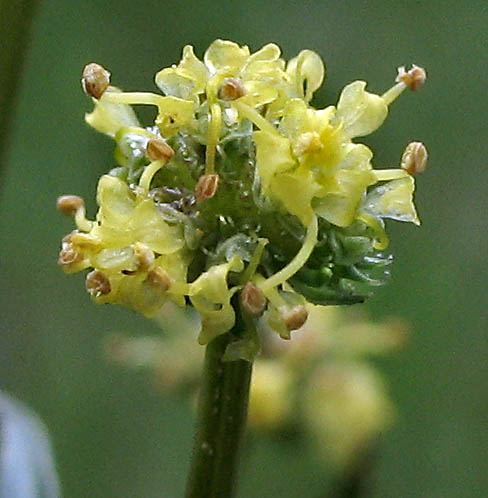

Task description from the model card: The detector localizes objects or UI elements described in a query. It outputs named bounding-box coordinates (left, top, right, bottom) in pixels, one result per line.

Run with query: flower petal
left=360, top=176, right=420, bottom=225
left=189, top=256, right=244, bottom=344
left=286, top=49, right=325, bottom=102
left=204, top=39, right=250, bottom=75
left=336, top=81, right=388, bottom=138
left=155, top=45, right=208, bottom=99
left=253, top=130, right=296, bottom=194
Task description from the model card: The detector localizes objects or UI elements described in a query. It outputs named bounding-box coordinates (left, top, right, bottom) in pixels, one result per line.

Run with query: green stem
left=185, top=322, right=253, bottom=498
left=0, top=0, right=39, bottom=164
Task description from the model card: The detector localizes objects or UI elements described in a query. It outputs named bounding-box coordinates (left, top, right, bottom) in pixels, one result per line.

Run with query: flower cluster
left=58, top=40, right=426, bottom=352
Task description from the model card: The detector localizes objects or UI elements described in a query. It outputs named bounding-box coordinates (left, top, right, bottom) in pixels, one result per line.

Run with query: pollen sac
left=56, top=195, right=84, bottom=216
left=82, top=63, right=111, bottom=99
left=133, top=242, right=155, bottom=271
left=146, top=267, right=172, bottom=293
left=281, top=305, right=309, bottom=331
left=86, top=270, right=111, bottom=296
left=145, top=138, right=175, bottom=162
left=396, top=65, right=426, bottom=91
left=58, top=243, right=81, bottom=266
left=195, top=174, right=219, bottom=201
left=401, top=141, right=428, bottom=175
left=218, top=77, right=246, bottom=101
left=241, top=282, right=267, bottom=316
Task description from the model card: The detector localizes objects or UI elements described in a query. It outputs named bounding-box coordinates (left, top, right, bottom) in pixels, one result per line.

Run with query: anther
left=82, top=63, right=111, bottom=99
left=396, top=65, right=426, bottom=91
left=241, top=282, right=267, bottom=316
left=281, top=305, right=308, bottom=331
left=56, top=195, right=85, bottom=216
left=133, top=242, right=155, bottom=271
left=218, top=78, right=246, bottom=101
left=401, top=141, right=428, bottom=175
left=146, top=267, right=172, bottom=292
left=195, top=174, right=219, bottom=201
left=145, top=138, right=175, bottom=162
left=57, top=244, right=81, bottom=266
left=86, top=270, right=111, bottom=296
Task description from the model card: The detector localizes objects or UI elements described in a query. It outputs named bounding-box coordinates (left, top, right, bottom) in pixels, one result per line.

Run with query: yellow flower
left=59, top=175, right=189, bottom=314
left=61, top=44, right=427, bottom=344
left=155, top=40, right=324, bottom=111
left=252, top=71, right=421, bottom=232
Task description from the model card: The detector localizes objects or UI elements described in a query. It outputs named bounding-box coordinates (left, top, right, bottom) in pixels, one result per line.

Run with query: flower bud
left=281, top=305, right=308, bottom=331
left=56, top=195, right=85, bottom=216
left=396, top=65, right=426, bottom=91
left=195, top=174, right=219, bottom=201
left=145, top=138, right=175, bottom=162
left=146, top=267, right=172, bottom=292
left=218, top=77, right=246, bottom=101
left=401, top=141, right=428, bottom=175
left=86, top=270, right=111, bottom=296
left=133, top=242, right=155, bottom=271
left=82, top=63, right=111, bottom=99
left=241, top=282, right=267, bottom=316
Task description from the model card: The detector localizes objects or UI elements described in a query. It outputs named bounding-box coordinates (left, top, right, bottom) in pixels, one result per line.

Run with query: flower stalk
left=185, top=316, right=253, bottom=498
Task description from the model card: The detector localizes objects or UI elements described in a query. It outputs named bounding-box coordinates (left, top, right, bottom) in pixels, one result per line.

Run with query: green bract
left=59, top=40, right=425, bottom=350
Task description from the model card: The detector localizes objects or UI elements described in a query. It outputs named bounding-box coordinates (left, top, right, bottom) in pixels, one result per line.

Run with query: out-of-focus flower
left=106, top=303, right=407, bottom=470
left=58, top=40, right=426, bottom=353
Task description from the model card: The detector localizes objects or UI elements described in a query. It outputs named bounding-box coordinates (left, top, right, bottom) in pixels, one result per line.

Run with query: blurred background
left=0, top=0, right=486, bottom=497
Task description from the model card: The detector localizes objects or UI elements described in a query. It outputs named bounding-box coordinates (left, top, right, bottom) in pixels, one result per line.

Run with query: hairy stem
left=185, top=323, right=253, bottom=498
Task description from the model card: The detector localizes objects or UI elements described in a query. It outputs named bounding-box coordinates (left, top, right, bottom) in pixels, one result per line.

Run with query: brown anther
left=281, top=305, right=308, bottom=331
left=396, top=65, right=426, bottom=91
left=146, top=267, right=172, bottom=293
left=241, top=282, right=267, bottom=316
left=86, top=270, right=111, bottom=296
left=195, top=174, right=219, bottom=201
left=82, top=63, right=111, bottom=99
left=401, top=141, right=428, bottom=175
left=218, top=77, right=246, bottom=101
left=146, top=138, right=175, bottom=162
left=133, top=242, right=155, bottom=271
left=56, top=195, right=85, bottom=216
left=57, top=244, right=82, bottom=266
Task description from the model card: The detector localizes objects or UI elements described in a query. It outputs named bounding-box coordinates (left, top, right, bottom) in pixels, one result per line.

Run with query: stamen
left=56, top=195, right=85, bottom=216
left=195, top=174, right=220, bottom=201
left=233, top=101, right=277, bottom=135
left=86, top=270, right=111, bottom=296
left=382, top=64, right=427, bottom=105
left=103, top=91, right=169, bottom=107
left=139, top=139, right=175, bottom=191
left=259, top=215, right=318, bottom=293
left=56, top=195, right=93, bottom=232
left=146, top=267, right=172, bottom=293
left=133, top=242, right=155, bottom=271
left=82, top=63, right=110, bottom=99
left=57, top=243, right=82, bottom=266
left=205, top=103, right=222, bottom=174
left=280, top=305, right=308, bottom=331
left=139, top=160, right=164, bottom=191
left=218, top=78, right=246, bottom=101
left=145, top=138, right=175, bottom=162
left=241, top=282, right=267, bottom=316
left=396, top=65, right=426, bottom=91
left=401, top=141, right=428, bottom=175
left=373, top=169, right=409, bottom=182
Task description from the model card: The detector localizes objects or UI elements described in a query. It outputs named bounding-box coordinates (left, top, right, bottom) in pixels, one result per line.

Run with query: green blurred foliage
left=0, top=1, right=486, bottom=497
